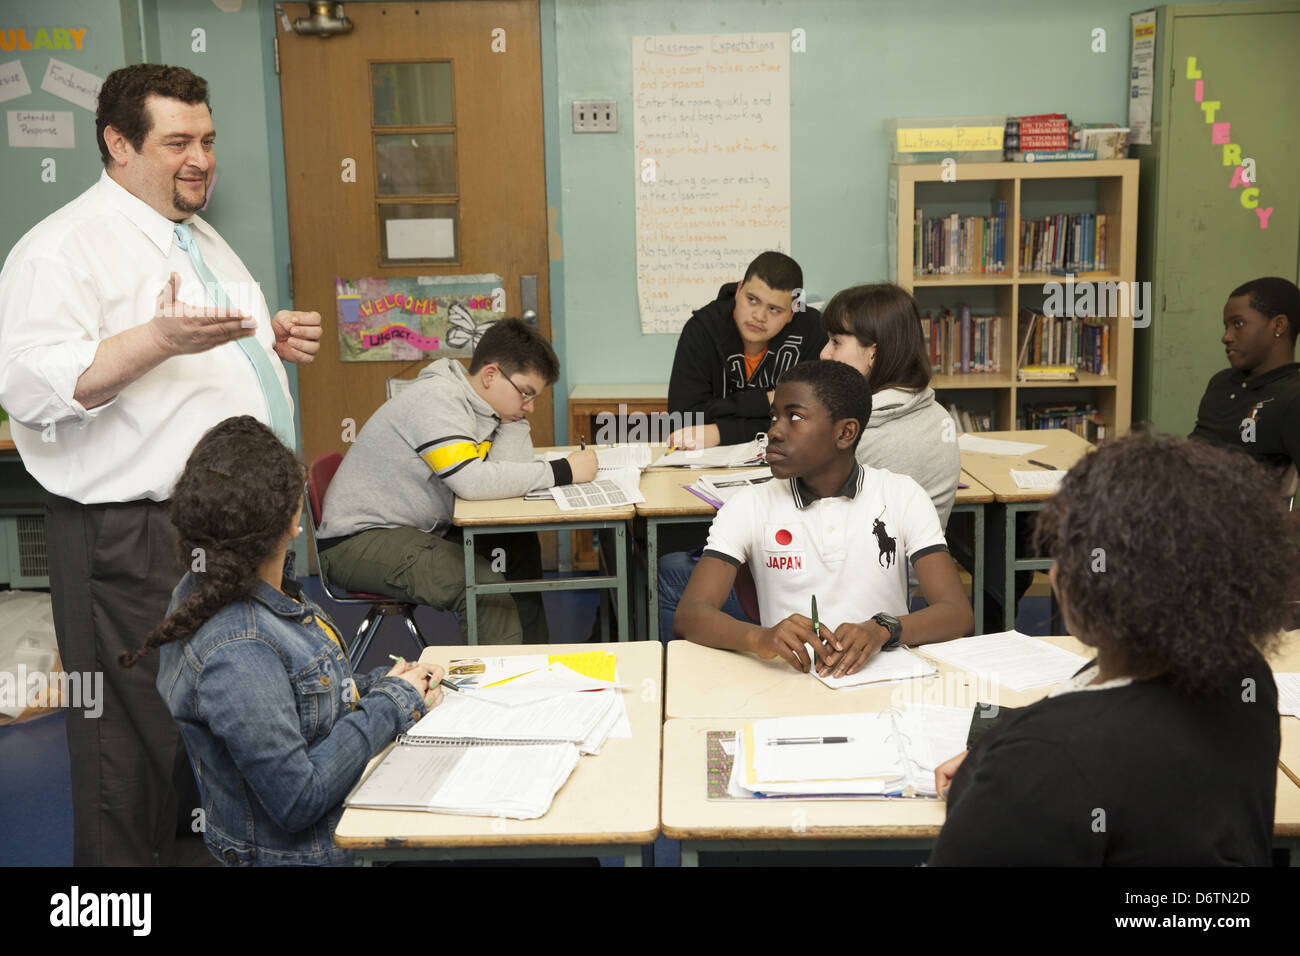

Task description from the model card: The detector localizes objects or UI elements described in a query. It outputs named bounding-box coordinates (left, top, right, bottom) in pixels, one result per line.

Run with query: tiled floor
left=0, top=580, right=1054, bottom=867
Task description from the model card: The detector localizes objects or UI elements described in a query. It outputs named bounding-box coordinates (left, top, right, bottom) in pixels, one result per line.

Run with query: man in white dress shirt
left=0, top=64, right=321, bottom=865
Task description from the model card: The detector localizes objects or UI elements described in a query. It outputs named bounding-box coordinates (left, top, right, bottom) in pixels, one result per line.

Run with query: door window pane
left=379, top=203, right=458, bottom=263
left=376, top=133, right=456, bottom=195
left=371, top=62, right=453, bottom=126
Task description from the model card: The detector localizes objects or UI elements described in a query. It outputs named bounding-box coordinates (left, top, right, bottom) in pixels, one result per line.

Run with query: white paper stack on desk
left=526, top=445, right=652, bottom=509
left=727, top=705, right=971, bottom=800
left=344, top=653, right=629, bottom=818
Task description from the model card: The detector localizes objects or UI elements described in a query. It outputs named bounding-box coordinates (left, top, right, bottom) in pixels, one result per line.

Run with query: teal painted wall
left=546, top=0, right=1256, bottom=439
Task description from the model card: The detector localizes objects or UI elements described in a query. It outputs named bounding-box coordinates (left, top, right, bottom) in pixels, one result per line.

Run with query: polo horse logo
left=873, top=508, right=896, bottom=569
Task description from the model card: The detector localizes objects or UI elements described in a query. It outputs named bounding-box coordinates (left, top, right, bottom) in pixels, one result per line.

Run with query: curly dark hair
left=96, top=63, right=209, bottom=166
left=821, top=283, right=931, bottom=393
left=777, top=359, right=872, bottom=448
left=1032, top=431, right=1298, bottom=696
left=119, top=417, right=305, bottom=668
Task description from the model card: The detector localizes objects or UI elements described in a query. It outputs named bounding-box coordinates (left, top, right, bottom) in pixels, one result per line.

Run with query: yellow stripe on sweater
left=421, top=439, right=492, bottom=473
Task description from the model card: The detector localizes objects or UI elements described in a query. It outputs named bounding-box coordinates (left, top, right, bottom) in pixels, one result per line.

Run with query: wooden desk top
left=569, top=384, right=668, bottom=402
left=333, top=641, right=663, bottom=849
left=955, top=471, right=994, bottom=505
left=1270, top=631, right=1300, bottom=786
left=661, top=716, right=948, bottom=840
left=958, top=429, right=1094, bottom=502
left=665, top=636, right=1093, bottom=720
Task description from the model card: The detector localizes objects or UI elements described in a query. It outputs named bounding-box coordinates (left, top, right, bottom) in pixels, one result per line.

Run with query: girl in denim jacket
left=122, top=416, right=443, bottom=866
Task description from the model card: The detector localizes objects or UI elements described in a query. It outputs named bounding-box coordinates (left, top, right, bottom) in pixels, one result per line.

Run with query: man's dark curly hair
left=1032, top=431, right=1298, bottom=696
left=120, top=416, right=305, bottom=668
left=96, top=63, right=209, bottom=167
left=777, top=359, right=873, bottom=449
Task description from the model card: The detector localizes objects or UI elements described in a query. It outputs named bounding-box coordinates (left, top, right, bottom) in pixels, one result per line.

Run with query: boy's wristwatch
left=871, top=613, right=902, bottom=650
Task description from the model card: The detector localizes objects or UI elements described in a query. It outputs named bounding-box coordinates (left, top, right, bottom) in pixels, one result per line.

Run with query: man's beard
left=172, top=177, right=206, bottom=214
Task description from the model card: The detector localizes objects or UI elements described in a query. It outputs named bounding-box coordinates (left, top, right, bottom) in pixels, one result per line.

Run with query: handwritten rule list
left=633, top=33, right=790, bottom=334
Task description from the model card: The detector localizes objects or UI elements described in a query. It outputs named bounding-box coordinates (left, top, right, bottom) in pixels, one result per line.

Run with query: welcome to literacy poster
left=334, top=274, right=505, bottom=361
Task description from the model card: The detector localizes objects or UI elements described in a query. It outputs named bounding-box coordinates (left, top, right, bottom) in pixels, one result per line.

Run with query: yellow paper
left=548, top=651, right=617, bottom=683
left=896, top=126, right=1004, bottom=152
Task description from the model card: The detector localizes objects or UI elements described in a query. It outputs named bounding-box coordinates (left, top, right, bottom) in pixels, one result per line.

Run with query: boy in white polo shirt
left=674, top=360, right=973, bottom=677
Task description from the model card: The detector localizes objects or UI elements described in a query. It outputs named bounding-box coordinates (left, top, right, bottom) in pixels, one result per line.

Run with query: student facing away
left=316, top=318, right=598, bottom=644
left=124, top=417, right=445, bottom=866
left=929, top=433, right=1294, bottom=866
left=666, top=250, right=827, bottom=450
left=674, top=360, right=973, bottom=677
left=819, top=282, right=961, bottom=528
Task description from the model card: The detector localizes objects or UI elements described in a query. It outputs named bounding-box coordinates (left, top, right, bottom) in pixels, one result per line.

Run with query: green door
left=1152, top=7, right=1300, bottom=435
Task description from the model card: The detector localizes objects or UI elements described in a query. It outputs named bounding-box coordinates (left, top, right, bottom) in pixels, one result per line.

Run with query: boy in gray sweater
left=317, top=319, right=596, bottom=644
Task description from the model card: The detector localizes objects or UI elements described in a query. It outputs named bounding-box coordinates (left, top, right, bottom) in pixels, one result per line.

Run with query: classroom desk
left=664, top=636, right=1090, bottom=719
left=1270, top=631, right=1300, bottom=787
left=950, top=473, right=993, bottom=634
left=334, top=641, right=663, bottom=865
left=453, top=468, right=634, bottom=643
left=957, top=429, right=1095, bottom=630
left=663, top=636, right=1300, bottom=865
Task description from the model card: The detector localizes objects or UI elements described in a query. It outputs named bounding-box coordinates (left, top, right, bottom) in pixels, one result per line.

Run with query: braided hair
left=119, top=416, right=306, bottom=668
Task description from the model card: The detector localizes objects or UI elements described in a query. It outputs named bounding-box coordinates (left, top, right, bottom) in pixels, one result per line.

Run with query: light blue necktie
left=173, top=223, right=296, bottom=449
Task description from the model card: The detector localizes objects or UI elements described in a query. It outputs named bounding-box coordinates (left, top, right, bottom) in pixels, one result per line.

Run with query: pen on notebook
left=388, top=655, right=459, bottom=692
left=1027, top=458, right=1058, bottom=470
left=768, top=737, right=852, bottom=746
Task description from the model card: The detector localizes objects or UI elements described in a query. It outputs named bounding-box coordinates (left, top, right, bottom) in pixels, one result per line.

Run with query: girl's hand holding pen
left=387, top=656, right=447, bottom=709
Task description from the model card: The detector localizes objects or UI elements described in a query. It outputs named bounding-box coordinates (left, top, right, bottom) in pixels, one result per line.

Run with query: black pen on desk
left=768, top=737, right=852, bottom=746
left=1027, top=458, right=1058, bottom=470
left=388, top=654, right=459, bottom=692
left=580, top=434, right=586, bottom=451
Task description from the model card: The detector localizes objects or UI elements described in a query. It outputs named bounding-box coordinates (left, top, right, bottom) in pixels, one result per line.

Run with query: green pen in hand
left=811, top=594, right=821, bottom=668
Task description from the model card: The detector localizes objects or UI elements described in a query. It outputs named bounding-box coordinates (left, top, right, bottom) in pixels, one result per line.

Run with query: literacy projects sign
left=335, top=274, right=505, bottom=362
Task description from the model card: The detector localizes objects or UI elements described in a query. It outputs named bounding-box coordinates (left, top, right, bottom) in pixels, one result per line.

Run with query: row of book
left=1017, top=403, right=1108, bottom=442
left=1019, top=213, right=1108, bottom=274
left=946, top=403, right=995, bottom=434
left=913, top=203, right=1008, bottom=275
left=1016, top=308, right=1110, bottom=375
left=1002, top=113, right=1097, bottom=162
left=922, top=308, right=1004, bottom=375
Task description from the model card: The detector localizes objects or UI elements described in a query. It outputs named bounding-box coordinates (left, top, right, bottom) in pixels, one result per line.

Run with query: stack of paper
left=725, top=705, right=970, bottom=800
left=1009, top=468, right=1065, bottom=491
left=917, top=630, right=1090, bottom=691
left=1276, top=673, right=1300, bottom=717
left=652, top=437, right=767, bottom=469
left=808, top=645, right=939, bottom=690
left=689, top=468, right=774, bottom=507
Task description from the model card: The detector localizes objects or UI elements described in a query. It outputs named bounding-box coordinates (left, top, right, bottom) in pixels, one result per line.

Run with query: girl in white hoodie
left=820, top=283, right=960, bottom=527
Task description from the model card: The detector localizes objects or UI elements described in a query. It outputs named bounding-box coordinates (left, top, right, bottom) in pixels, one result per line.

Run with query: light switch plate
left=572, top=100, right=617, bottom=133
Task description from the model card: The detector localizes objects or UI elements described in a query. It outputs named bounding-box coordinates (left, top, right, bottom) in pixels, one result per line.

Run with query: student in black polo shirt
left=1190, top=276, right=1300, bottom=487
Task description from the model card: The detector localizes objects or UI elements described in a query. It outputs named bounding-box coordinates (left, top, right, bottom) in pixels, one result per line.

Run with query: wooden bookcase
left=889, top=160, right=1138, bottom=438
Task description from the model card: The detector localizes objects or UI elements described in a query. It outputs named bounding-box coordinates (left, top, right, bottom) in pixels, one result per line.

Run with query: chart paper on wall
left=633, top=33, right=790, bottom=334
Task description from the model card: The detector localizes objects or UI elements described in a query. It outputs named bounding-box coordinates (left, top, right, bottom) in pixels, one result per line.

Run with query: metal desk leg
left=616, top=522, right=629, bottom=641
left=647, top=517, right=660, bottom=644
left=464, top=529, right=478, bottom=646
left=1003, top=506, right=1018, bottom=632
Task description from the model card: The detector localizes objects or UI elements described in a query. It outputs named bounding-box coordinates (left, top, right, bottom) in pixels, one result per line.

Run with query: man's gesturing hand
left=149, top=272, right=255, bottom=356
left=272, top=309, right=323, bottom=364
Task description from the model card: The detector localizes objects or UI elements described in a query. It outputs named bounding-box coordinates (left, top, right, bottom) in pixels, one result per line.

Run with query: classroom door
left=1152, top=8, right=1300, bottom=434
left=276, top=0, right=554, bottom=467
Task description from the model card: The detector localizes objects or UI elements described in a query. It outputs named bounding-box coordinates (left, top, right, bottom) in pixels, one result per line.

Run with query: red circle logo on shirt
left=774, top=529, right=792, bottom=546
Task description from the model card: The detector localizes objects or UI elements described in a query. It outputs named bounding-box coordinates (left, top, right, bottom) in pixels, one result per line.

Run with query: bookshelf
left=890, top=160, right=1138, bottom=438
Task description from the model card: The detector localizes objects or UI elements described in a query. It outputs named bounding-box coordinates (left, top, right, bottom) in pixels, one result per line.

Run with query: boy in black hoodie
left=667, top=251, right=826, bottom=450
